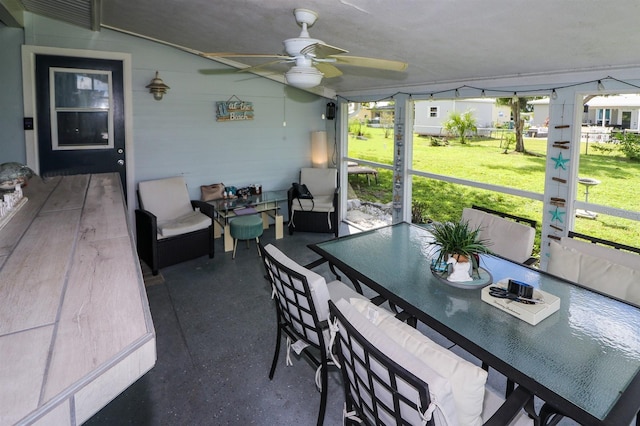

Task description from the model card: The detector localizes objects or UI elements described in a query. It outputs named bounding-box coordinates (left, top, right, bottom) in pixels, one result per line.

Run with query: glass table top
left=311, top=222, right=640, bottom=424
left=207, top=190, right=287, bottom=213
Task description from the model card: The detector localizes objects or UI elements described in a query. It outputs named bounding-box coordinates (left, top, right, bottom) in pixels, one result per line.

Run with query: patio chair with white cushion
left=258, top=243, right=366, bottom=426
left=287, top=167, right=338, bottom=237
left=462, top=206, right=537, bottom=265
left=547, top=233, right=640, bottom=305
left=135, top=176, right=214, bottom=275
left=329, top=298, right=534, bottom=426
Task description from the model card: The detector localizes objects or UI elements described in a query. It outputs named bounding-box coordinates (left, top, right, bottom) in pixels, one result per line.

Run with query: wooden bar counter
left=0, top=173, right=156, bottom=425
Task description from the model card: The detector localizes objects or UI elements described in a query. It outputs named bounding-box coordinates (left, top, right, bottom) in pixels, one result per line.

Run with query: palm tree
left=443, top=110, right=477, bottom=144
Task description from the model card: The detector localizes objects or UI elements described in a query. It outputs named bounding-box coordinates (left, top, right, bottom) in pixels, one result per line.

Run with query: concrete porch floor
left=86, top=222, right=580, bottom=425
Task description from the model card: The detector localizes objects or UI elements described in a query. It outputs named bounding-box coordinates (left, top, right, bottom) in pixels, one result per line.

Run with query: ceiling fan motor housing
left=284, top=37, right=322, bottom=57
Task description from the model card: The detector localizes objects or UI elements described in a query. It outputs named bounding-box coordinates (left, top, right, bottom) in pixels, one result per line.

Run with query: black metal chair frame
left=135, top=197, right=214, bottom=275
left=471, top=205, right=537, bottom=229
left=329, top=301, right=533, bottom=426
left=568, top=231, right=640, bottom=255
left=259, top=243, right=331, bottom=426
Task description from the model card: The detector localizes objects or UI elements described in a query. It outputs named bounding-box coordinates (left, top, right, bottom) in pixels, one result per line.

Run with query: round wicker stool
left=229, top=215, right=264, bottom=259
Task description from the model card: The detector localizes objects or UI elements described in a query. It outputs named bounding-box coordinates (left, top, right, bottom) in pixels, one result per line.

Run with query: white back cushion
left=300, top=167, right=337, bottom=197
left=264, top=244, right=331, bottom=322
left=350, top=298, right=488, bottom=426
left=560, top=237, right=640, bottom=272
left=334, top=299, right=458, bottom=426
left=138, top=176, right=194, bottom=221
left=548, top=240, right=640, bottom=305
left=462, top=208, right=535, bottom=263
left=547, top=241, right=580, bottom=282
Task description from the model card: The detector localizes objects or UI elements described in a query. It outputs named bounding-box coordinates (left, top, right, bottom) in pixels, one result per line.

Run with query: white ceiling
left=7, top=0, right=640, bottom=98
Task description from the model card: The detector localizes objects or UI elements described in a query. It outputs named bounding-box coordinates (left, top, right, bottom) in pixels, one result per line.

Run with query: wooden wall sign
left=216, top=96, right=254, bottom=121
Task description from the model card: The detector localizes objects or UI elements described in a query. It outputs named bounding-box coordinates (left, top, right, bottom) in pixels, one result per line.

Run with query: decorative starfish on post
left=551, top=152, right=570, bottom=170
left=549, top=206, right=566, bottom=223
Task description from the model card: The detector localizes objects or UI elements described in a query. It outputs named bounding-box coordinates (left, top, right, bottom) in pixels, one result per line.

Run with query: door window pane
left=50, top=68, right=113, bottom=150
left=56, top=112, right=109, bottom=147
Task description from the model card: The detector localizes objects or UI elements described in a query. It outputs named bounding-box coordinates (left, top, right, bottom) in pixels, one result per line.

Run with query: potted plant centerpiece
left=429, top=220, right=492, bottom=282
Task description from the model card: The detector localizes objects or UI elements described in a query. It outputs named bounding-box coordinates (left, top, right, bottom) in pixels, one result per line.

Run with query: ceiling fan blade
left=237, top=60, right=290, bottom=73
left=198, top=68, right=245, bottom=75
left=301, top=42, right=348, bottom=58
left=333, top=55, right=408, bottom=71
left=315, top=63, right=343, bottom=78
left=201, top=52, right=291, bottom=59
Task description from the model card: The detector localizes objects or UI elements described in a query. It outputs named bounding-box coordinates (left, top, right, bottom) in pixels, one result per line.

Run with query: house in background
left=530, top=95, right=640, bottom=142
left=584, top=94, right=640, bottom=129
left=348, top=101, right=395, bottom=128
left=413, top=98, right=511, bottom=136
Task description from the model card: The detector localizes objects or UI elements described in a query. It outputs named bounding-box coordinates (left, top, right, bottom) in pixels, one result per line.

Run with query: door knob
left=117, top=159, right=125, bottom=166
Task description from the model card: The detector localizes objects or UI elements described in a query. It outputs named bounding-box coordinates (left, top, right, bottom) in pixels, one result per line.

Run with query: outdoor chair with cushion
left=540, top=233, right=640, bottom=425
left=547, top=233, right=640, bottom=305
left=329, top=298, right=534, bottom=425
left=462, top=205, right=537, bottom=265
left=258, top=243, right=366, bottom=426
left=135, top=176, right=214, bottom=275
left=288, top=167, right=338, bottom=237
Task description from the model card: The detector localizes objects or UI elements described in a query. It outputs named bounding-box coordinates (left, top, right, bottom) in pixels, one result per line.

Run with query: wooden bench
left=347, top=163, right=378, bottom=185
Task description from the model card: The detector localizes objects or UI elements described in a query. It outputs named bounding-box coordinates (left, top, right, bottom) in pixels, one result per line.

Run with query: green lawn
left=347, top=128, right=640, bottom=251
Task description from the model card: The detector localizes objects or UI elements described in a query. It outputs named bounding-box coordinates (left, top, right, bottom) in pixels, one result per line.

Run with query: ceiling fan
left=201, top=8, right=408, bottom=89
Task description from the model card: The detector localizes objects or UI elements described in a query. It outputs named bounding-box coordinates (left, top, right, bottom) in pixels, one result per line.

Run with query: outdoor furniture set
left=258, top=198, right=640, bottom=425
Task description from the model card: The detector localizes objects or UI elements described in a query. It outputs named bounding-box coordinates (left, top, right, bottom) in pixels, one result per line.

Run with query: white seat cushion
left=291, top=194, right=335, bottom=212
left=462, top=208, right=535, bottom=264
left=334, top=299, right=457, bottom=426
left=326, top=280, right=368, bottom=304
left=350, top=298, right=488, bottom=426
left=548, top=240, right=640, bottom=304
left=264, top=244, right=367, bottom=352
left=157, top=210, right=211, bottom=238
left=138, top=176, right=194, bottom=221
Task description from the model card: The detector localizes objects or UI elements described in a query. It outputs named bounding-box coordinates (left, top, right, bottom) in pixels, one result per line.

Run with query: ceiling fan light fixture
left=285, top=66, right=323, bottom=89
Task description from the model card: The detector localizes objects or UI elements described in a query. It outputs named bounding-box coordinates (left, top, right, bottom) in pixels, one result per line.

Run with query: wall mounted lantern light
left=146, top=71, right=170, bottom=101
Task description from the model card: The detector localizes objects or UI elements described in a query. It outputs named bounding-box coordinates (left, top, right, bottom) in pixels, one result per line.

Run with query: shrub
left=612, top=132, right=640, bottom=161
left=590, top=142, right=616, bottom=154
left=502, top=133, right=515, bottom=153
left=430, top=136, right=449, bottom=147
left=411, top=200, right=431, bottom=224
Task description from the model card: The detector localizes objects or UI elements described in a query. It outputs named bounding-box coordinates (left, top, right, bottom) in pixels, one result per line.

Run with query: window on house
left=429, top=106, right=439, bottom=118
left=596, top=108, right=611, bottom=126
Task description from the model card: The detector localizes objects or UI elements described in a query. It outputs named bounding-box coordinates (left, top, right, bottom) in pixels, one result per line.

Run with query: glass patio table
left=207, top=190, right=287, bottom=252
left=308, top=222, right=640, bottom=425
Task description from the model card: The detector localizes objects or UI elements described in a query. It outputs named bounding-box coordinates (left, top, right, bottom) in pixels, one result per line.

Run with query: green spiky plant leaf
left=429, top=220, right=492, bottom=271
